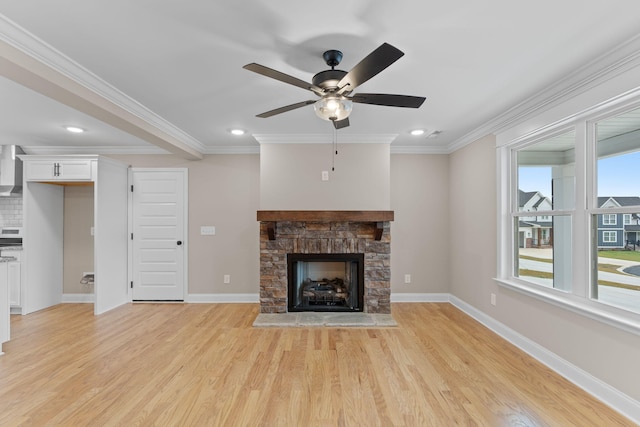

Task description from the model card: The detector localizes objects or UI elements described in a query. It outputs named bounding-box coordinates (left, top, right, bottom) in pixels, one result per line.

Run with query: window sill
left=494, top=277, right=640, bottom=336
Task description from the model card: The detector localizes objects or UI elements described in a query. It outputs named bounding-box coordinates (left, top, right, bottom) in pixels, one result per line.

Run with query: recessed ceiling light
left=65, top=126, right=85, bottom=133
left=410, top=129, right=425, bottom=136
left=230, top=129, right=245, bottom=136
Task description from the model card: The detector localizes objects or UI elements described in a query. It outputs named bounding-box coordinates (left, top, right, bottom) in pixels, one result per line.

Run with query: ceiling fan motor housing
left=312, top=69, right=347, bottom=91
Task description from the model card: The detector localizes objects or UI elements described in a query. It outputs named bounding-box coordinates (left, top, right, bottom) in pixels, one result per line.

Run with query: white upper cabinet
left=23, top=158, right=93, bottom=181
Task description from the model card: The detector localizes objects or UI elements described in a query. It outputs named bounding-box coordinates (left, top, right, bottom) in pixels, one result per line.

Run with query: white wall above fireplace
left=259, top=142, right=391, bottom=210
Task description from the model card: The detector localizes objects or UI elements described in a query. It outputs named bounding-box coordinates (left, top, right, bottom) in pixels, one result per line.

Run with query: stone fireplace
left=258, top=210, right=393, bottom=314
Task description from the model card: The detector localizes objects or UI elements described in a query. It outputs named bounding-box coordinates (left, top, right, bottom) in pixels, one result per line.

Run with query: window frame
left=602, top=230, right=617, bottom=243
left=497, top=93, right=640, bottom=336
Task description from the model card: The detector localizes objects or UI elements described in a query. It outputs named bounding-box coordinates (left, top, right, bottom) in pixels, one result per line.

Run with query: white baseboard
left=448, top=294, right=640, bottom=425
left=391, top=292, right=449, bottom=302
left=61, top=293, right=95, bottom=303
left=185, top=293, right=259, bottom=303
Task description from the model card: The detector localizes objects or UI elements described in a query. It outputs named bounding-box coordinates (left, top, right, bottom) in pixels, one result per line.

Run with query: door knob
left=177, top=240, right=182, bottom=245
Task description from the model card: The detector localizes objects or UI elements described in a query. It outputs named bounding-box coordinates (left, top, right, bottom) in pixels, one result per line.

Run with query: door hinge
left=130, top=281, right=133, bottom=289
left=130, top=185, right=134, bottom=192
left=131, top=233, right=133, bottom=240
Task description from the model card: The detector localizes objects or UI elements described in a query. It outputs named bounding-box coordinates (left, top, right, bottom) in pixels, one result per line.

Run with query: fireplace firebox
left=287, top=253, right=364, bottom=312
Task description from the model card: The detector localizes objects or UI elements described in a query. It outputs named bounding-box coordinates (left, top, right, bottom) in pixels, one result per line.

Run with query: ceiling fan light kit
left=314, top=96, right=353, bottom=122
left=243, top=42, right=426, bottom=129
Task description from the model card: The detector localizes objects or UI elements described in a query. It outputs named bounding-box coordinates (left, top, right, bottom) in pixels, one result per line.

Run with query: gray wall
left=97, top=149, right=442, bottom=296
left=109, top=154, right=261, bottom=295
left=260, top=143, right=390, bottom=210
left=391, top=154, right=450, bottom=294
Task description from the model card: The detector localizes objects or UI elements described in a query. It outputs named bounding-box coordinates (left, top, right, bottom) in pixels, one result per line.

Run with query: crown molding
left=202, top=145, right=260, bottom=154
left=252, top=134, right=398, bottom=145
left=0, top=15, right=207, bottom=156
left=21, top=145, right=170, bottom=156
left=447, top=33, right=640, bottom=154
left=390, top=145, right=449, bottom=155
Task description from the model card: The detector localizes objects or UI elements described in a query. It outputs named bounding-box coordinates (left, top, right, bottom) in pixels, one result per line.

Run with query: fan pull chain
left=331, top=126, right=338, bottom=171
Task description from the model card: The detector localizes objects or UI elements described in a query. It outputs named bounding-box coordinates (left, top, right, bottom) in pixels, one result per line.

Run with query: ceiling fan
left=243, top=43, right=426, bottom=129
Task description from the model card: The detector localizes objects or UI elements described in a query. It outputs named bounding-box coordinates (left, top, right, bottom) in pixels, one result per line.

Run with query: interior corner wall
left=449, top=134, right=498, bottom=307
left=259, top=143, right=390, bottom=210
left=449, top=134, right=640, bottom=404
left=107, top=153, right=260, bottom=295
left=390, top=154, right=450, bottom=294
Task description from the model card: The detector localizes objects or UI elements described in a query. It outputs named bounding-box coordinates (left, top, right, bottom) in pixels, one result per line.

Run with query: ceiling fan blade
left=256, top=100, right=316, bottom=118
left=243, top=63, right=322, bottom=94
left=351, top=93, right=426, bottom=108
left=333, top=117, right=350, bottom=129
left=337, top=43, right=404, bottom=94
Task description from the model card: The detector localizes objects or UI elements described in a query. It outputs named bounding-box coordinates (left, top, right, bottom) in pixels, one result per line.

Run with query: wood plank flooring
left=0, top=303, right=635, bottom=426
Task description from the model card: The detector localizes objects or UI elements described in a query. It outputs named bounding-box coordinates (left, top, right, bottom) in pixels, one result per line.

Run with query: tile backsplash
left=0, top=194, right=23, bottom=227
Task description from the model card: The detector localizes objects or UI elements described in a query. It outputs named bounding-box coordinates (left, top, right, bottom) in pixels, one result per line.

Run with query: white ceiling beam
left=0, top=19, right=204, bottom=160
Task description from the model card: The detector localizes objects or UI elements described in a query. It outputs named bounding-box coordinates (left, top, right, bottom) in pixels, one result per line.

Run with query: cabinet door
left=58, top=160, right=93, bottom=180
left=8, top=261, right=20, bottom=307
left=24, top=161, right=56, bottom=180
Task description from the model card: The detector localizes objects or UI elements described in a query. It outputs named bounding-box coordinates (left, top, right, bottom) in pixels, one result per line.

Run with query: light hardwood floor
left=0, top=303, right=635, bottom=426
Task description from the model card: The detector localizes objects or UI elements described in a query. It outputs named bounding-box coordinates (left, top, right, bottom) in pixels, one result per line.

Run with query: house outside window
left=497, top=91, right=640, bottom=331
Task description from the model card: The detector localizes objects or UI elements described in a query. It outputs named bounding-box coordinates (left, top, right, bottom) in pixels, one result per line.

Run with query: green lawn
left=598, top=250, right=640, bottom=262
left=520, top=250, right=640, bottom=290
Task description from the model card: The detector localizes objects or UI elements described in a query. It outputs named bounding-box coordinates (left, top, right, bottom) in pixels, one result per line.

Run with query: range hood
left=0, top=145, right=24, bottom=196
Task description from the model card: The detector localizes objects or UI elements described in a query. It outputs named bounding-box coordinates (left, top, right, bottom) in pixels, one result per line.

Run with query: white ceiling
left=1, top=1, right=640, bottom=159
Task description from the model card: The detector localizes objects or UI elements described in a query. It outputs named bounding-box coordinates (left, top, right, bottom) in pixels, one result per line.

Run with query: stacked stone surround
left=259, top=220, right=391, bottom=314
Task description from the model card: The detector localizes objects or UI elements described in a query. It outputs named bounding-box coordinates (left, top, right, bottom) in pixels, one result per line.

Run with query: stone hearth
left=258, top=211, right=393, bottom=314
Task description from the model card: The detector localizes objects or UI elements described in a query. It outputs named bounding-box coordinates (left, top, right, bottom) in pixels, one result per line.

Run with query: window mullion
left=573, top=121, right=588, bottom=298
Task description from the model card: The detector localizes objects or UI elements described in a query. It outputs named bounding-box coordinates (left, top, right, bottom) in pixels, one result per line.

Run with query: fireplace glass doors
left=287, top=253, right=364, bottom=312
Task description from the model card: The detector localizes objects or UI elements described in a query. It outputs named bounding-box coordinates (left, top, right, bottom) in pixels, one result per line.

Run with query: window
left=514, top=131, right=575, bottom=292
left=498, top=97, right=640, bottom=331
left=602, top=214, right=617, bottom=225
left=592, top=106, right=640, bottom=315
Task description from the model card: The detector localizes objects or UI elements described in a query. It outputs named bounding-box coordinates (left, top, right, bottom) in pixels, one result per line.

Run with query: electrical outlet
left=491, top=293, right=496, bottom=306
left=223, top=274, right=230, bottom=284
left=321, top=171, right=329, bottom=181
left=404, top=274, right=411, bottom=284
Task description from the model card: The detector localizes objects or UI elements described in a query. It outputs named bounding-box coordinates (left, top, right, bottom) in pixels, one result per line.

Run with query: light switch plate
left=200, top=226, right=216, bottom=235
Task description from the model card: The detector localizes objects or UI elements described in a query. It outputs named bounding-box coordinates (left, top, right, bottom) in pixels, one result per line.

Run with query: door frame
left=127, top=167, right=189, bottom=302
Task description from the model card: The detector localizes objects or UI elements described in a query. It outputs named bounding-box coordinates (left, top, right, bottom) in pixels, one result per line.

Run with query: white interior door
left=131, top=169, right=187, bottom=301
